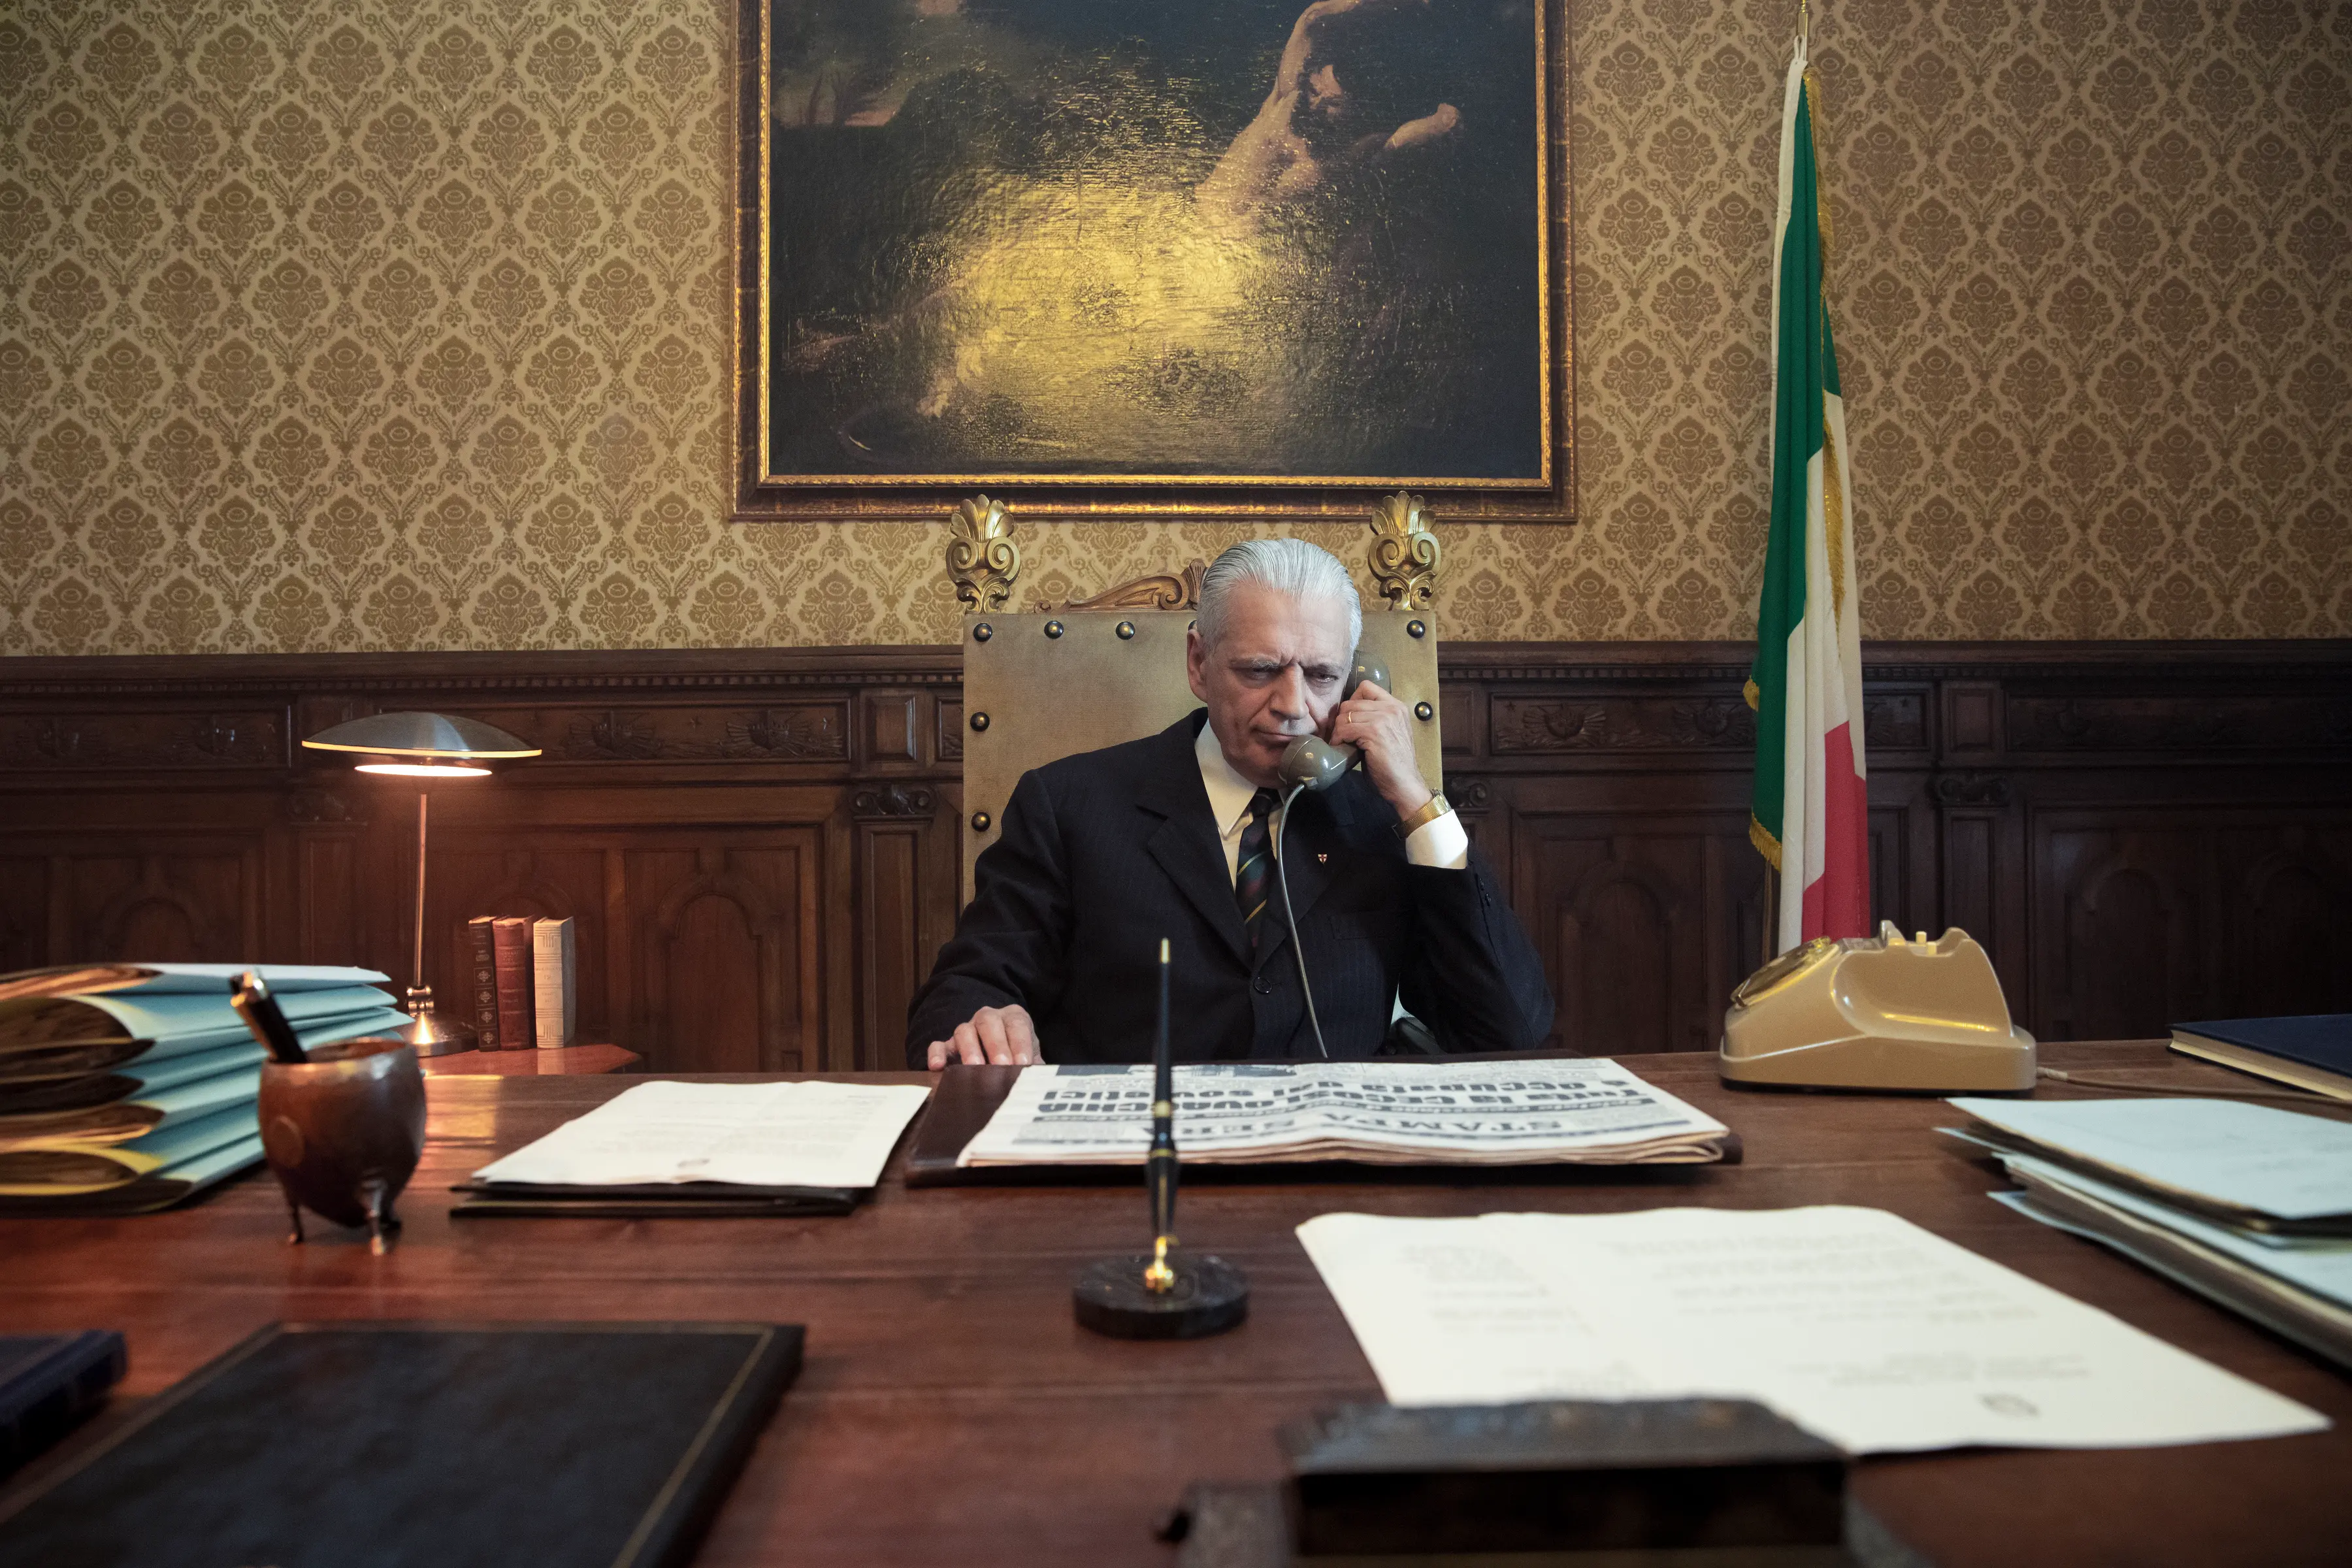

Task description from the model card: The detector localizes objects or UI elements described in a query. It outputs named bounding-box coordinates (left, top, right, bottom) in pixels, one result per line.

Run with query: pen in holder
left=1071, top=939, right=1250, bottom=1339
left=235, top=972, right=427, bottom=1254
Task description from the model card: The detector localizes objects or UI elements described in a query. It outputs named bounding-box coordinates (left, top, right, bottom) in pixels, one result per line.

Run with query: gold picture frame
left=733, top=0, right=1575, bottom=523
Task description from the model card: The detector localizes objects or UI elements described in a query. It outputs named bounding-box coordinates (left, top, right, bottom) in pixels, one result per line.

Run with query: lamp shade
left=302, top=711, right=540, bottom=772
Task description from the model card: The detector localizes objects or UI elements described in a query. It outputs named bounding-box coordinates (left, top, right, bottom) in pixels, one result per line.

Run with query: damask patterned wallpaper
left=1, top=0, right=2345, bottom=654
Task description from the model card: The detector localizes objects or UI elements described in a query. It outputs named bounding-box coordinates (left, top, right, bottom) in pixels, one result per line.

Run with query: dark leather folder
left=0, top=1320, right=802, bottom=1568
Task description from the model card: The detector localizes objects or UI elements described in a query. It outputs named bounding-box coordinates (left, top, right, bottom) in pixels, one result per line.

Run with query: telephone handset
left=1277, top=651, right=1391, bottom=791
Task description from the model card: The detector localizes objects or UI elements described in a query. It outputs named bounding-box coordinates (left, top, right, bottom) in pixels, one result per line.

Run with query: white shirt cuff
left=1404, top=806, right=1470, bottom=870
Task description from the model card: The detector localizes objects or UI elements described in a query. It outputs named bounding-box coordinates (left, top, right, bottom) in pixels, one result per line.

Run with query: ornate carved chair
left=948, top=494, right=1446, bottom=906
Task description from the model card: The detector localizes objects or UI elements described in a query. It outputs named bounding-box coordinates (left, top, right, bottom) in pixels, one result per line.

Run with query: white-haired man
left=907, top=538, right=1553, bottom=1067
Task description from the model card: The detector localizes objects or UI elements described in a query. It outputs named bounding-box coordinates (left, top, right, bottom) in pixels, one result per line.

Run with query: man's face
left=1186, top=582, right=1354, bottom=787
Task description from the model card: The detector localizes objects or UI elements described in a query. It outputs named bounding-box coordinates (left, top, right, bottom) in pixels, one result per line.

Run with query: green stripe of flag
left=1749, top=65, right=1837, bottom=871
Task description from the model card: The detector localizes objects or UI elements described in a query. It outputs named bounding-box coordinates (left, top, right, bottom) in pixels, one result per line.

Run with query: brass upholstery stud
left=970, top=811, right=991, bottom=831
left=1414, top=702, right=1434, bottom=721
left=1044, top=620, right=1064, bottom=638
left=1115, top=621, right=1136, bottom=640
left=971, top=711, right=990, bottom=732
left=973, top=623, right=993, bottom=642
left=1407, top=619, right=1427, bottom=639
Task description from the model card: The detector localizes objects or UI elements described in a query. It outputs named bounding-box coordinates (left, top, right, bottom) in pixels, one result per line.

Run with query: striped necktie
left=1233, top=787, right=1279, bottom=951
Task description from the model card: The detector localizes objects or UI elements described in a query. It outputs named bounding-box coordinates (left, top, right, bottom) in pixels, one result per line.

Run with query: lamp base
left=391, top=1009, right=477, bottom=1057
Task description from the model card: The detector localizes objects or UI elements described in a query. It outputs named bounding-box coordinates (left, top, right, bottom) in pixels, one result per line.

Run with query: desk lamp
left=302, top=711, right=540, bottom=1056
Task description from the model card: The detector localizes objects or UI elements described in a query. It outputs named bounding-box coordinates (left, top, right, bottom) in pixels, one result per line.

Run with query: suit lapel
left=1135, top=716, right=1250, bottom=962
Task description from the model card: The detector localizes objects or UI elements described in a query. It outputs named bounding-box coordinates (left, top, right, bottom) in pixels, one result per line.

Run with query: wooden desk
left=4, top=1042, right=2347, bottom=1566
left=416, top=1042, right=641, bottom=1076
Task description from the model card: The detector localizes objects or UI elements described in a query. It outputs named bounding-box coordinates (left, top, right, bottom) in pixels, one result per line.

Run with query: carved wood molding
left=1032, top=563, right=1205, bottom=613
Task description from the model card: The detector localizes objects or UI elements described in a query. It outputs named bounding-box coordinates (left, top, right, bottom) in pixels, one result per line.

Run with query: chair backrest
left=960, top=608, right=1441, bottom=901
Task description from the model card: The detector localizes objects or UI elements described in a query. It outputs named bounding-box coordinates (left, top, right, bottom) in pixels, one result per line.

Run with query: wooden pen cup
left=257, top=1036, right=427, bottom=1254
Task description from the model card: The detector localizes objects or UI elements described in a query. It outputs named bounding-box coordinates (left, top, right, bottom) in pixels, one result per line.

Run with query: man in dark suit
left=907, top=539, right=1553, bottom=1067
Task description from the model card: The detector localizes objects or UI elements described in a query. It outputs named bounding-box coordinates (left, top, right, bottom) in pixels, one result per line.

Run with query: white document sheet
left=473, top=1080, right=932, bottom=1189
left=1298, top=1206, right=2328, bottom=1455
left=1948, top=1097, right=2352, bottom=1222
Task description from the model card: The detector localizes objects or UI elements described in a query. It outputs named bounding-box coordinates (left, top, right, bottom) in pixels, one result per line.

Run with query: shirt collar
left=1194, top=716, right=1266, bottom=837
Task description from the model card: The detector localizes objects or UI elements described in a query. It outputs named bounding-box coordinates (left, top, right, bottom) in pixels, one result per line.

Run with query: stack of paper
left=0, top=963, right=408, bottom=1214
left=1946, top=1097, right=2352, bottom=1370
left=1298, top=1206, right=2328, bottom=1455
left=958, top=1060, right=1733, bottom=1168
left=474, top=1080, right=933, bottom=1192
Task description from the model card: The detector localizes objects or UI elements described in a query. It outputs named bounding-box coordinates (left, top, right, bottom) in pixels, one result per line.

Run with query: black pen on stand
left=230, top=971, right=310, bottom=1065
left=1143, top=938, right=1177, bottom=1294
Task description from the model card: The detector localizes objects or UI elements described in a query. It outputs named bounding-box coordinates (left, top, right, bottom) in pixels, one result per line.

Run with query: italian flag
left=1748, top=35, right=1868, bottom=954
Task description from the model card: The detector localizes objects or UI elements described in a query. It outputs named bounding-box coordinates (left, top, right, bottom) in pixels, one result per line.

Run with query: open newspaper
left=956, top=1059, right=1732, bottom=1168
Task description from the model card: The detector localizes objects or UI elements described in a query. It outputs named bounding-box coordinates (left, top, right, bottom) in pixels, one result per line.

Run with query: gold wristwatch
left=1392, top=792, right=1452, bottom=838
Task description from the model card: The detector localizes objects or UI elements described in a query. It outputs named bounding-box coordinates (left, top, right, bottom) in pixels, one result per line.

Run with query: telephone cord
left=1273, top=783, right=1329, bottom=1059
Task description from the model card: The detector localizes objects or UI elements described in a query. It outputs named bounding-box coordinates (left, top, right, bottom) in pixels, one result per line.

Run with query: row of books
left=0, top=964, right=408, bottom=1214
left=466, top=917, right=578, bottom=1050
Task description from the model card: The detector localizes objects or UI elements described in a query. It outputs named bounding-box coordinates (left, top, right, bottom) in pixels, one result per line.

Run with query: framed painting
left=734, top=0, right=1573, bottom=521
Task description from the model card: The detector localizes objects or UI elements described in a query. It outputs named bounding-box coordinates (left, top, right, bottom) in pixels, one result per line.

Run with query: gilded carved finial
left=946, top=495, right=1021, bottom=611
left=1367, top=491, right=1440, bottom=610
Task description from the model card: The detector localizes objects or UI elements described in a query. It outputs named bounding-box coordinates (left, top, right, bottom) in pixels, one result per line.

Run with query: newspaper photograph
left=956, top=1059, right=1733, bottom=1168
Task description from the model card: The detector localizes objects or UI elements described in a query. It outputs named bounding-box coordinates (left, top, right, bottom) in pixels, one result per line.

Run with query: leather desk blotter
left=0, top=1321, right=802, bottom=1568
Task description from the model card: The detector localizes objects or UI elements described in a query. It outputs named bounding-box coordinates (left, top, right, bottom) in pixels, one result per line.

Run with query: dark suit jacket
left=905, top=711, right=1554, bottom=1065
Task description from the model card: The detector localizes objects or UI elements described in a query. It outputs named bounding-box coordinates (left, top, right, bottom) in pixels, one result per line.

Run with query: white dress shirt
left=1194, top=719, right=1469, bottom=882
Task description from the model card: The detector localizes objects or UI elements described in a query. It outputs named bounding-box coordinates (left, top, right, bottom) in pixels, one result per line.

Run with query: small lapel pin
left=1316, top=853, right=1328, bottom=863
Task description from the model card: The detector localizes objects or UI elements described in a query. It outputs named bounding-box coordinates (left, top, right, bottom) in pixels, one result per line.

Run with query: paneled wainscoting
left=3, top=642, right=2345, bottom=1071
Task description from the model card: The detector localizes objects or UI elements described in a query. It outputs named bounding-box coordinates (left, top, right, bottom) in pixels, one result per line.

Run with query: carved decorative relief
left=945, top=497, right=1021, bottom=612
left=2008, top=696, right=2352, bottom=753
left=852, top=783, right=936, bottom=821
left=1034, top=564, right=1205, bottom=613
left=1491, top=697, right=1756, bottom=754
left=1367, top=492, right=1441, bottom=611
left=725, top=707, right=847, bottom=760
left=0, top=711, right=283, bottom=769
left=284, top=789, right=353, bottom=825
left=1931, top=773, right=2012, bottom=808
left=1861, top=694, right=1927, bottom=751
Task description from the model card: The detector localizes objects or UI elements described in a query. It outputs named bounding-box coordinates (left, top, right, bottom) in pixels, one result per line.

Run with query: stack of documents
left=1299, top=1206, right=2328, bottom=1455
left=1946, top=1097, right=2352, bottom=1371
left=463, top=1080, right=933, bottom=1215
left=0, top=964, right=408, bottom=1215
left=958, top=1060, right=1733, bottom=1168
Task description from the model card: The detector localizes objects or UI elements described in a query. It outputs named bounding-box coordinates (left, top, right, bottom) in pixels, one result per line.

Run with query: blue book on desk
left=2172, top=1015, right=2352, bottom=1101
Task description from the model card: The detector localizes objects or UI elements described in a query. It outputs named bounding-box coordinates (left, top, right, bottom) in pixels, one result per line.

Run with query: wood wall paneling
left=1, top=644, right=2345, bottom=1065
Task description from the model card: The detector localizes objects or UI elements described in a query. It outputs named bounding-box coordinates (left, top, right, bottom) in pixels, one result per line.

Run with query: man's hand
left=926, top=1004, right=1043, bottom=1070
left=1328, top=679, right=1432, bottom=823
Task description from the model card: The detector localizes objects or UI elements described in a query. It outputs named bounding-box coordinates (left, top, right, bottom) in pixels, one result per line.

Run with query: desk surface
left=416, top=1041, right=642, bottom=1075
left=4, top=1042, right=2347, bottom=1567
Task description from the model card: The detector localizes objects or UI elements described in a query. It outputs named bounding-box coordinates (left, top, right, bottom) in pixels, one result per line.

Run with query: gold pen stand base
left=1073, top=1254, right=1249, bottom=1340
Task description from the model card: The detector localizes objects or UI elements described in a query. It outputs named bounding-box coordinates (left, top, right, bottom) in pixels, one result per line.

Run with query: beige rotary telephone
left=1719, top=922, right=2036, bottom=1092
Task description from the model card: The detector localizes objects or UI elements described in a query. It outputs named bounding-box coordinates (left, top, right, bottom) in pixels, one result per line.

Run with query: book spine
left=532, top=919, right=576, bottom=1049
left=490, top=919, right=535, bottom=1051
left=466, top=917, right=500, bottom=1047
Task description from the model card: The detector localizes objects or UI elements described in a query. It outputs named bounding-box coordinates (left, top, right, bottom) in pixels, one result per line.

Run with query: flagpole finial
left=1798, top=0, right=1810, bottom=46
